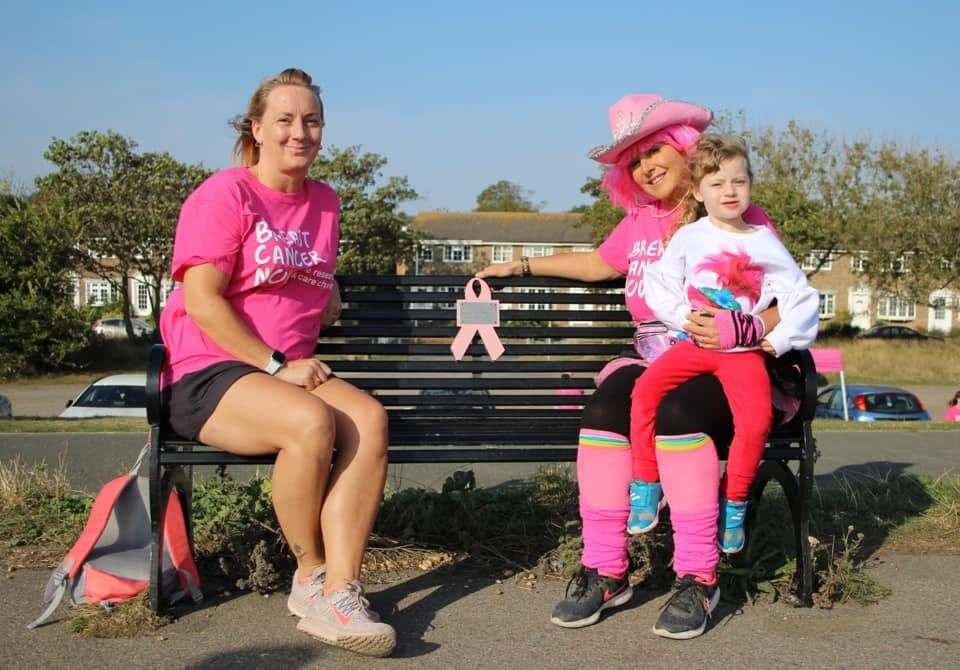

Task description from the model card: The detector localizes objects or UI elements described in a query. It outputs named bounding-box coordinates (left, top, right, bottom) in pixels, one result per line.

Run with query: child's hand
left=760, top=339, right=776, bottom=355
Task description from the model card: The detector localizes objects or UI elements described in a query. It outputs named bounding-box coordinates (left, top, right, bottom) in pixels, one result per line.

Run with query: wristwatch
left=264, top=350, right=287, bottom=375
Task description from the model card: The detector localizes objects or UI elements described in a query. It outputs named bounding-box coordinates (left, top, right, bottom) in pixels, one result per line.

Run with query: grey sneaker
left=652, top=575, right=719, bottom=640
left=297, top=581, right=396, bottom=657
left=287, top=566, right=326, bottom=618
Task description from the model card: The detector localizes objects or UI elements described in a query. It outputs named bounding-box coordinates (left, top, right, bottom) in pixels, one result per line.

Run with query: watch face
left=272, top=351, right=287, bottom=365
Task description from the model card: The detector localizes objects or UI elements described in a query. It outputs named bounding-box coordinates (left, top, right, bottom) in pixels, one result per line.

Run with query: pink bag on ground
left=27, top=442, right=201, bottom=629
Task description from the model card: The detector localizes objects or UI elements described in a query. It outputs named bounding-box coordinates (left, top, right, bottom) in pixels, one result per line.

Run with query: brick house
left=802, top=250, right=956, bottom=335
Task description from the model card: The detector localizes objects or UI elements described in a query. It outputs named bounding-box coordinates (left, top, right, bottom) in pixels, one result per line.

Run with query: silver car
left=91, top=318, right=153, bottom=338
left=60, top=374, right=147, bottom=418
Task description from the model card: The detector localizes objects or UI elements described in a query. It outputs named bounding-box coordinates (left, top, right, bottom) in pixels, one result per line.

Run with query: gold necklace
left=648, top=194, right=687, bottom=219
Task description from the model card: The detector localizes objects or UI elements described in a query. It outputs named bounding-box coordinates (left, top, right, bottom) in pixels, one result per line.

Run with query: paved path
left=3, top=552, right=958, bottom=669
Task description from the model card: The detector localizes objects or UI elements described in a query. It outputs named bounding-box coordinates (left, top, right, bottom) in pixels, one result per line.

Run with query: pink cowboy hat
left=587, top=94, right=713, bottom=165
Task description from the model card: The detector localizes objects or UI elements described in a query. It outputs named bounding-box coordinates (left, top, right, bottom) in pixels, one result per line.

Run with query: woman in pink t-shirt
left=478, top=94, right=784, bottom=640
left=159, top=69, right=395, bottom=656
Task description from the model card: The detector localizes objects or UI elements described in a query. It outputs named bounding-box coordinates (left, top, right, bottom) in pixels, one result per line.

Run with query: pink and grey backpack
left=27, top=443, right=201, bottom=629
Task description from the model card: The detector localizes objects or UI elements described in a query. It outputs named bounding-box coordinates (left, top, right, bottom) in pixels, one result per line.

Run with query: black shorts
left=163, top=361, right=261, bottom=440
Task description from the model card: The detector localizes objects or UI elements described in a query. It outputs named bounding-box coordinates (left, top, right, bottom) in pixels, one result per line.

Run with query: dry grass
left=0, top=454, right=71, bottom=509
left=816, top=337, right=960, bottom=385
left=68, top=592, right=170, bottom=638
left=886, top=474, right=960, bottom=553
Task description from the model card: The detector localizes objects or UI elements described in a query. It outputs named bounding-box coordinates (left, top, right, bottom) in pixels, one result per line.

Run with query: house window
left=520, top=288, right=550, bottom=311
left=161, top=280, right=174, bottom=306
left=492, top=245, right=513, bottom=263
left=818, top=292, right=836, bottom=319
left=851, top=254, right=867, bottom=272
left=136, top=283, right=150, bottom=312
left=522, top=245, right=552, bottom=258
left=443, top=244, right=472, bottom=263
left=933, top=297, right=947, bottom=320
left=801, top=250, right=832, bottom=272
left=573, top=246, right=593, bottom=253
left=418, top=244, right=433, bottom=262
left=85, top=280, right=118, bottom=307
left=876, top=295, right=916, bottom=321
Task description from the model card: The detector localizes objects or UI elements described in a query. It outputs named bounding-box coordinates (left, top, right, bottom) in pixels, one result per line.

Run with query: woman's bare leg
left=309, top=377, right=389, bottom=594
left=198, top=372, right=336, bottom=574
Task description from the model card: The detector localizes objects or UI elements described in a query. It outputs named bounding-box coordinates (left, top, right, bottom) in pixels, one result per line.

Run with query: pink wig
left=600, top=124, right=703, bottom=211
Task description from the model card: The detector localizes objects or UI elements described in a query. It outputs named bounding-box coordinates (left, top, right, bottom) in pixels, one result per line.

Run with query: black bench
left=145, top=274, right=818, bottom=611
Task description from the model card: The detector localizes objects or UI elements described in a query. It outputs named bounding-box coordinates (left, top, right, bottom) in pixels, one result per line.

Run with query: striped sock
left=579, top=429, right=629, bottom=449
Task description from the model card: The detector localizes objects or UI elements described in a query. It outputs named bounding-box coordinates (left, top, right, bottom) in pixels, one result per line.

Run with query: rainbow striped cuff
left=655, top=432, right=711, bottom=453
left=579, top=429, right=629, bottom=449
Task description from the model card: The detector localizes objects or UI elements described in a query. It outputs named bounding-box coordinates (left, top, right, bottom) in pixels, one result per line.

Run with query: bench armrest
left=146, top=344, right=166, bottom=428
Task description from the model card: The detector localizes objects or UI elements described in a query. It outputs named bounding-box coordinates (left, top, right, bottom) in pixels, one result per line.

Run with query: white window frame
left=520, top=287, right=550, bottom=311
left=818, top=292, right=836, bottom=319
left=136, top=282, right=150, bottom=312
left=418, top=244, right=433, bottom=262
left=851, top=253, right=867, bottom=273
left=443, top=244, right=473, bottom=263
left=85, top=279, right=119, bottom=307
left=801, top=250, right=832, bottom=272
left=492, top=245, right=513, bottom=263
left=573, top=245, right=593, bottom=254
left=522, top=245, right=552, bottom=258
left=876, top=295, right=916, bottom=321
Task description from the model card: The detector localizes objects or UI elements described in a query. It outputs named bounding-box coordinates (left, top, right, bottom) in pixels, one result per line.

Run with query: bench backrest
left=148, top=274, right=816, bottom=456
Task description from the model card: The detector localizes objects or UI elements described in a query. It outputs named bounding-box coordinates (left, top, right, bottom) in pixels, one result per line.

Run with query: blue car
left=815, top=384, right=931, bottom=422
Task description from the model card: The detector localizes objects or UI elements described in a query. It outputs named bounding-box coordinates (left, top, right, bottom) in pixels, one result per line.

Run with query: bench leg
left=148, top=425, right=163, bottom=613
left=149, top=461, right=191, bottom=614
left=796, top=425, right=817, bottom=606
left=749, top=459, right=814, bottom=605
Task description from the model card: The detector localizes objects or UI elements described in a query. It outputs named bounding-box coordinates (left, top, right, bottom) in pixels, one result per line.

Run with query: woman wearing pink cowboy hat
left=479, top=93, right=784, bottom=639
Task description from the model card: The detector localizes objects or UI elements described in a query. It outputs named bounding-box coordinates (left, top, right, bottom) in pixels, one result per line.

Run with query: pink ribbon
left=451, top=278, right=505, bottom=361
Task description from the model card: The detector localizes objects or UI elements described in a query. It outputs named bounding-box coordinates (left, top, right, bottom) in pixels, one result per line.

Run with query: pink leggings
left=631, top=341, right=772, bottom=502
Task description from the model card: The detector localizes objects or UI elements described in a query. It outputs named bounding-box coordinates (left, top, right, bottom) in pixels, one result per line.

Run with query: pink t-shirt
left=160, top=167, right=339, bottom=387
left=598, top=203, right=775, bottom=324
left=945, top=405, right=960, bottom=422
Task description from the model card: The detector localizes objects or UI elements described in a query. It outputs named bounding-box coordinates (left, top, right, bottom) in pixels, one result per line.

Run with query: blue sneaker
left=627, top=480, right=664, bottom=535
left=719, top=499, right=749, bottom=553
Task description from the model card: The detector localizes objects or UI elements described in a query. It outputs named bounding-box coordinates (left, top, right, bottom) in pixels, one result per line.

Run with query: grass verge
left=3, top=458, right=958, bottom=637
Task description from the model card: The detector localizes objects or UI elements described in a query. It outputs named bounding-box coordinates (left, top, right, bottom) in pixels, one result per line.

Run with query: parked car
left=815, top=384, right=930, bottom=422
left=0, top=394, right=11, bottom=418
left=59, top=374, right=147, bottom=418
left=91, top=318, right=153, bottom=339
left=856, top=325, right=942, bottom=341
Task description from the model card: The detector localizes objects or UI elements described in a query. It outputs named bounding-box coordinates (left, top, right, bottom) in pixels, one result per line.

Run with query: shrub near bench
left=146, top=274, right=818, bottom=611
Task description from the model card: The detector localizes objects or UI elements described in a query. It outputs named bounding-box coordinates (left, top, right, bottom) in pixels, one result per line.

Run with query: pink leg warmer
left=577, top=432, right=631, bottom=577
left=656, top=433, right=720, bottom=583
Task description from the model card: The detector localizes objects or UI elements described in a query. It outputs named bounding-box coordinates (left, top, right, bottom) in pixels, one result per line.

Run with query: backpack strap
left=26, top=558, right=73, bottom=629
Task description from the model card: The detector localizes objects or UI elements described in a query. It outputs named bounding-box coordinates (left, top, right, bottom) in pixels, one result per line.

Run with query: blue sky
left=2, top=1, right=957, bottom=213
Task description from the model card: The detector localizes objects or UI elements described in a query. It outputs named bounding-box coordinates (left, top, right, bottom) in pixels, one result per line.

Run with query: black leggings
left=581, top=364, right=734, bottom=457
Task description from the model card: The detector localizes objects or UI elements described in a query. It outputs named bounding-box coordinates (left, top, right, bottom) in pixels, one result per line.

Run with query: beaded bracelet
left=520, top=256, right=532, bottom=277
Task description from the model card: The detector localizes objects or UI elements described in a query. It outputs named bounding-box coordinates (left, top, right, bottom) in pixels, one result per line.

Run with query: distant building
left=408, top=211, right=594, bottom=275
left=801, top=250, right=956, bottom=334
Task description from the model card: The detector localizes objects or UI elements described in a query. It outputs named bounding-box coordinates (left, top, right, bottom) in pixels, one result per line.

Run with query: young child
left=627, top=134, right=819, bottom=557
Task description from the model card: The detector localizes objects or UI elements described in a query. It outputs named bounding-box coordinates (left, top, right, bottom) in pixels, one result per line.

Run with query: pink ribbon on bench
left=451, top=278, right=505, bottom=361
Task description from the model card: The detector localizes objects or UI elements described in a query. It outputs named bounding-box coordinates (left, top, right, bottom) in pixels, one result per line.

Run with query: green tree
left=475, top=179, right=542, bottom=212
left=36, top=131, right=209, bottom=335
left=309, top=146, right=419, bottom=274
left=856, top=144, right=960, bottom=303
left=0, top=197, right=88, bottom=379
left=573, top=176, right=624, bottom=244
